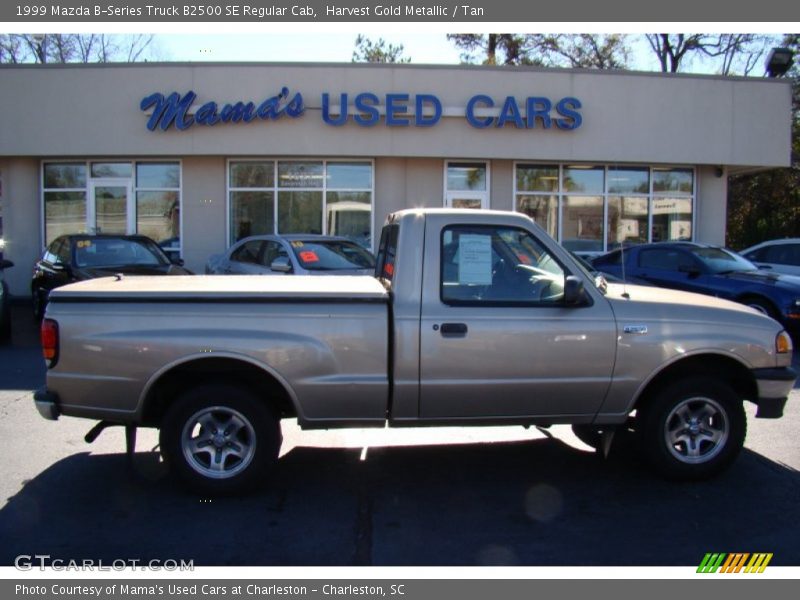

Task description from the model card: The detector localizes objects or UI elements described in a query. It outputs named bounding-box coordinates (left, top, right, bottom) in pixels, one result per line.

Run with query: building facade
left=0, top=62, right=793, bottom=296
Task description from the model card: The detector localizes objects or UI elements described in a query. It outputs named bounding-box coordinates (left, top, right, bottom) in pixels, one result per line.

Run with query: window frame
left=226, top=158, right=375, bottom=250
left=40, top=159, right=183, bottom=255
left=443, top=160, right=491, bottom=210
left=438, top=223, right=571, bottom=308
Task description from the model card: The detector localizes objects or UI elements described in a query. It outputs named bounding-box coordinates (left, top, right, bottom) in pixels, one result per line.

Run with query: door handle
left=439, top=322, right=468, bottom=337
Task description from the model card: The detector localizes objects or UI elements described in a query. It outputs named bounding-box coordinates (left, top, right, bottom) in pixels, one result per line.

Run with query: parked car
left=32, top=234, right=192, bottom=319
left=0, top=259, right=13, bottom=344
left=206, top=235, right=376, bottom=276
left=592, top=242, right=800, bottom=331
left=740, top=239, right=800, bottom=277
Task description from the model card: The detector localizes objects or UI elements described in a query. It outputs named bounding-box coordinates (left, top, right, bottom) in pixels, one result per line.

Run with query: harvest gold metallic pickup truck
left=35, top=209, right=796, bottom=494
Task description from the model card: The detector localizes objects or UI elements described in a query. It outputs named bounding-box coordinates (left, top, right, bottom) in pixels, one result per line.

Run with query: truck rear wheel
left=160, top=383, right=282, bottom=495
left=639, top=377, right=746, bottom=480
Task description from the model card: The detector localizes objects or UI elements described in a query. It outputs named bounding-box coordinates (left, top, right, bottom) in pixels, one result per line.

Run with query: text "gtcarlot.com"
left=14, top=555, right=194, bottom=571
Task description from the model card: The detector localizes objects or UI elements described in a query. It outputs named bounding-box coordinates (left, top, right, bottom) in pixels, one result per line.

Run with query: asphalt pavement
left=1, top=303, right=798, bottom=567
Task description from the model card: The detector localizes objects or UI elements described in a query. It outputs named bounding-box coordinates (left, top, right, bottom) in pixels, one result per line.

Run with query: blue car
left=592, top=242, right=800, bottom=332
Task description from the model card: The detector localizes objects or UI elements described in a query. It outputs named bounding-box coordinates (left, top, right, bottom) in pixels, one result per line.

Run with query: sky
left=151, top=32, right=463, bottom=64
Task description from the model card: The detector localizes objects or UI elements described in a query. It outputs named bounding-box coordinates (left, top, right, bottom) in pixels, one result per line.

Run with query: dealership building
left=0, top=61, right=793, bottom=296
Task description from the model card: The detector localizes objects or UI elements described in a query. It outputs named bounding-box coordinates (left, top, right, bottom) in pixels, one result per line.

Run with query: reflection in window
left=563, top=166, right=604, bottom=194
left=608, top=196, right=648, bottom=249
left=517, top=195, right=558, bottom=238
left=136, top=163, right=180, bottom=189
left=278, top=191, right=323, bottom=234
left=561, top=196, right=604, bottom=255
left=137, top=191, right=180, bottom=245
left=231, top=191, right=274, bottom=241
left=652, top=197, right=693, bottom=243
left=229, top=161, right=373, bottom=247
left=447, top=162, right=487, bottom=191
left=44, top=191, right=87, bottom=243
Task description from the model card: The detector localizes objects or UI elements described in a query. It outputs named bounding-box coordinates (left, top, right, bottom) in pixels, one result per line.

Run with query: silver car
left=206, top=235, right=376, bottom=276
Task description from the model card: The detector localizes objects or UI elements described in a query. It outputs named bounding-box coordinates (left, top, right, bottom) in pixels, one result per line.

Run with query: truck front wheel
left=160, top=383, right=282, bottom=495
left=640, top=377, right=746, bottom=480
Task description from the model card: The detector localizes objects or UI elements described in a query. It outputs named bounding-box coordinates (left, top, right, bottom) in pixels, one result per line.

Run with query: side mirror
left=270, top=256, right=292, bottom=273
left=564, top=275, right=587, bottom=306
left=171, top=257, right=185, bottom=267
left=0, top=259, right=13, bottom=270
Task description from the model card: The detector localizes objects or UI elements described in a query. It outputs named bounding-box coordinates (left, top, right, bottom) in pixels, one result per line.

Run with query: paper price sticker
left=299, top=251, right=319, bottom=263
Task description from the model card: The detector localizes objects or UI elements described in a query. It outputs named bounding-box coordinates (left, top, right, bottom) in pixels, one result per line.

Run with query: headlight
left=794, top=299, right=800, bottom=308
left=776, top=331, right=793, bottom=354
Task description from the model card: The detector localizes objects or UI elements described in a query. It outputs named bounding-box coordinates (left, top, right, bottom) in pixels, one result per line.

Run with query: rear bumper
left=752, top=367, right=797, bottom=418
left=34, top=388, right=60, bottom=421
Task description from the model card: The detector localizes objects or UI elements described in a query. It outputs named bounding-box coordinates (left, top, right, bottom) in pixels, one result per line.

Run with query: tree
left=352, top=35, right=410, bottom=63
left=644, top=33, right=779, bottom=75
left=727, top=35, right=800, bottom=249
left=447, top=34, right=629, bottom=69
left=0, top=34, right=154, bottom=64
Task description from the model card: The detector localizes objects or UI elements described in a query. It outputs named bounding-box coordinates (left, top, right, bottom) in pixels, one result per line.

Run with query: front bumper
left=752, top=367, right=797, bottom=418
left=34, top=388, right=60, bottom=421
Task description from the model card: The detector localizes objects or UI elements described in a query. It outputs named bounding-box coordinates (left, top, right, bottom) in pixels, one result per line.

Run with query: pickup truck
left=35, top=209, right=796, bottom=494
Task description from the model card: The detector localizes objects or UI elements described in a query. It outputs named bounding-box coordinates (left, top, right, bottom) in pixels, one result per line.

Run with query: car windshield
left=690, top=247, right=756, bottom=274
left=74, top=238, right=169, bottom=268
left=290, top=240, right=376, bottom=271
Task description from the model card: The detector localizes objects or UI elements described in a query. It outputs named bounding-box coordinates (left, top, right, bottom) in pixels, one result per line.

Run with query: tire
left=159, top=383, right=282, bottom=495
left=639, top=377, right=746, bottom=480
left=741, top=296, right=778, bottom=320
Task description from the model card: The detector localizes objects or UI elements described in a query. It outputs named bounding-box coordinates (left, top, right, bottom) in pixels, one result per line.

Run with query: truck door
left=418, top=218, right=617, bottom=420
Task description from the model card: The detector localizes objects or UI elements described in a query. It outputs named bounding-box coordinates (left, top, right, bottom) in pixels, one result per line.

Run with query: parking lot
left=1, top=303, right=799, bottom=567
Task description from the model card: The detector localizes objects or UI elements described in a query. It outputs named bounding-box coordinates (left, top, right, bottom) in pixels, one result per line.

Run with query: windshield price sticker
left=299, top=250, right=319, bottom=263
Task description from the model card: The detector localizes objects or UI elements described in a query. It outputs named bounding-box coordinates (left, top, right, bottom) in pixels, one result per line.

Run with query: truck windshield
left=290, top=240, right=376, bottom=271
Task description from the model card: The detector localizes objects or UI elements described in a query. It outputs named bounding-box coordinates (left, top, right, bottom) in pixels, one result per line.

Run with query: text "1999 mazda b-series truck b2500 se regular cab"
left=34, top=209, right=796, bottom=494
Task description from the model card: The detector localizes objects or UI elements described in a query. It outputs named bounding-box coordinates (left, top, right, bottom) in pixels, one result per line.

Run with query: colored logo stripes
left=697, top=553, right=773, bottom=573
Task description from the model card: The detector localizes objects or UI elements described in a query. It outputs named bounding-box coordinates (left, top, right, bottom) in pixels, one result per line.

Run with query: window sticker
left=458, top=234, right=493, bottom=285
left=76, top=240, right=92, bottom=249
left=291, top=241, right=305, bottom=248
left=299, top=250, right=319, bottom=263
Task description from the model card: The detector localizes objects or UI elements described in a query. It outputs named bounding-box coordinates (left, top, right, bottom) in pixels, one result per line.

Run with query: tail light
left=41, top=319, right=59, bottom=368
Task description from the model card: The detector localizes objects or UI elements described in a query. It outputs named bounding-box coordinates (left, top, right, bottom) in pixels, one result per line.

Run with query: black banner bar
left=2, top=0, right=799, bottom=22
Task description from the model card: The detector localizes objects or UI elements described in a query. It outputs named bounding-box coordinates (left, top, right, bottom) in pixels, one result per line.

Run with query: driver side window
left=440, top=225, right=566, bottom=305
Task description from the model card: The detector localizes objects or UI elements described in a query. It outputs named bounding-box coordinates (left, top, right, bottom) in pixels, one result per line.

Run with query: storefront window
left=517, top=195, right=558, bottom=239
left=562, top=196, right=604, bottom=255
left=278, top=191, right=323, bottom=234
left=514, top=163, right=694, bottom=252
left=652, top=197, right=693, bottom=242
left=516, top=165, right=559, bottom=193
left=608, top=196, right=649, bottom=249
left=43, top=161, right=181, bottom=250
left=137, top=163, right=180, bottom=189
left=229, top=160, right=374, bottom=247
left=563, top=166, right=604, bottom=194
left=44, top=191, right=87, bottom=243
left=137, top=191, right=180, bottom=245
left=445, top=161, right=489, bottom=209
left=231, top=191, right=274, bottom=241
left=91, top=162, right=132, bottom=179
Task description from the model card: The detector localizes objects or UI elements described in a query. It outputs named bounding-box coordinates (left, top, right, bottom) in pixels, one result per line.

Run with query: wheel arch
left=138, top=354, right=300, bottom=427
left=633, top=353, right=757, bottom=414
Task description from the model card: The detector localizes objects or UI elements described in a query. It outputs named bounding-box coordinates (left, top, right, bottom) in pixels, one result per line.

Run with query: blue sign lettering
left=140, top=87, right=304, bottom=131
left=142, top=89, right=581, bottom=132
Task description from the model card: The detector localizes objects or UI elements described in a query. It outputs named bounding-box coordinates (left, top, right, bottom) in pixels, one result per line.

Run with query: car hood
left=605, top=282, right=778, bottom=329
left=76, top=264, right=191, bottom=278
left=719, top=269, right=800, bottom=288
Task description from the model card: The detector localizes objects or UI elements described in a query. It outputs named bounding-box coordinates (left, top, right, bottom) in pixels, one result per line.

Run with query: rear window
left=289, top=240, right=375, bottom=271
left=375, top=224, right=399, bottom=282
